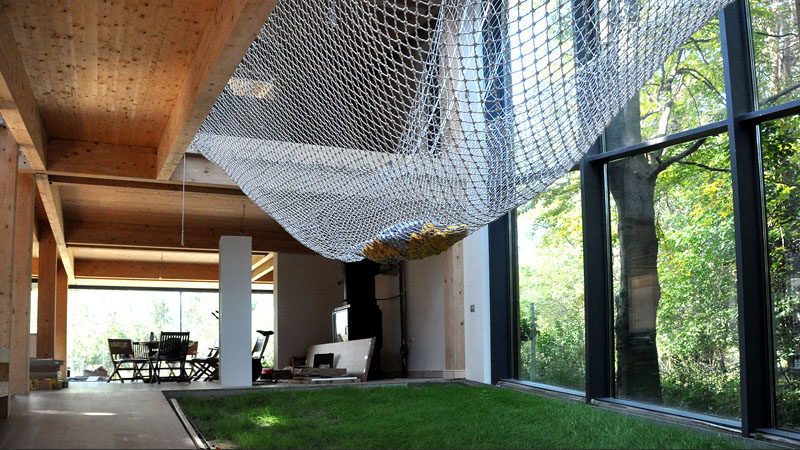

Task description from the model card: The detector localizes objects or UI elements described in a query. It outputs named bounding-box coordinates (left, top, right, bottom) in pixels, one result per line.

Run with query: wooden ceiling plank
left=34, top=174, right=74, bottom=283
left=47, top=139, right=157, bottom=180
left=0, top=11, right=47, bottom=171
left=155, top=0, right=279, bottom=180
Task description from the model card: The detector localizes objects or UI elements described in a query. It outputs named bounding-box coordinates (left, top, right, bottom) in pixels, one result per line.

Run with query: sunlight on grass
left=178, top=384, right=765, bottom=449
left=253, top=413, right=281, bottom=428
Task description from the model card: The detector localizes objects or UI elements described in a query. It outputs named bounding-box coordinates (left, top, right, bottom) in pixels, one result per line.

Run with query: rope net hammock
left=192, top=0, right=731, bottom=263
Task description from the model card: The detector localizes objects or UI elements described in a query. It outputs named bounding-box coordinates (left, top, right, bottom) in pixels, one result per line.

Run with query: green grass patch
left=178, top=383, right=762, bottom=449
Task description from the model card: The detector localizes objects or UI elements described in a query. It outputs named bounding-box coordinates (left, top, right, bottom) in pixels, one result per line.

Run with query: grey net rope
left=191, top=0, right=732, bottom=263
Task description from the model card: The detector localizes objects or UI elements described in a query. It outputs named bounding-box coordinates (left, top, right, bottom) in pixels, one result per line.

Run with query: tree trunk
left=606, top=96, right=664, bottom=403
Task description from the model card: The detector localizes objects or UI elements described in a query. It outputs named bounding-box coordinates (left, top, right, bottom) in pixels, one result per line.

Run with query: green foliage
left=66, top=290, right=275, bottom=375
left=179, top=384, right=754, bottom=449
left=515, top=0, right=800, bottom=428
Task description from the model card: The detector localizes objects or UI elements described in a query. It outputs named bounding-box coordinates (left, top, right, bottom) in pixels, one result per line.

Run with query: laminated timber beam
left=0, top=13, right=46, bottom=171
left=0, top=127, right=18, bottom=417
left=156, top=0, right=279, bottom=180
left=251, top=253, right=274, bottom=282
left=74, top=260, right=220, bottom=282
left=10, top=173, right=34, bottom=395
left=66, top=221, right=313, bottom=254
left=43, top=140, right=237, bottom=189
left=34, top=175, right=74, bottom=283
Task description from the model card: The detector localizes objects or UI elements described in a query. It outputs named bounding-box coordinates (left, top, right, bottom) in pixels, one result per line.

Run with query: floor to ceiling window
left=760, top=116, right=800, bottom=432
left=501, top=0, right=800, bottom=438
left=66, top=288, right=274, bottom=376
left=608, top=135, right=740, bottom=418
left=516, top=171, right=584, bottom=391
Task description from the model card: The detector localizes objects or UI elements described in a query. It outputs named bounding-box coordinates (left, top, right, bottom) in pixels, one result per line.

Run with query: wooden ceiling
left=3, top=1, right=217, bottom=147
left=0, top=0, right=299, bottom=288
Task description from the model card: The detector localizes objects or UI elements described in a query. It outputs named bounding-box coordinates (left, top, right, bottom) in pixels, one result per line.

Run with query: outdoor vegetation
left=179, top=384, right=756, bottom=449
left=517, top=0, right=800, bottom=431
left=45, top=288, right=274, bottom=375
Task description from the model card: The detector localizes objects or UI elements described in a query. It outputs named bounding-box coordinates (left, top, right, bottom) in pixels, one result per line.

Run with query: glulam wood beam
left=54, top=263, right=67, bottom=379
left=0, top=14, right=46, bottom=172
left=45, top=140, right=237, bottom=189
left=34, top=175, right=74, bottom=283
left=36, top=224, right=57, bottom=359
left=0, top=128, right=18, bottom=417
left=75, top=260, right=219, bottom=282
left=66, top=221, right=312, bottom=254
left=251, top=253, right=274, bottom=281
left=156, top=0, right=279, bottom=180
left=10, top=173, right=34, bottom=395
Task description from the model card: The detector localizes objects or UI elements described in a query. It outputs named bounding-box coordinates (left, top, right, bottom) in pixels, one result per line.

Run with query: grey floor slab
left=0, top=381, right=209, bottom=449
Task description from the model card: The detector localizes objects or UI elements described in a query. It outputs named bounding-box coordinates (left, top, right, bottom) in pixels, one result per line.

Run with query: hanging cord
left=181, top=153, right=186, bottom=247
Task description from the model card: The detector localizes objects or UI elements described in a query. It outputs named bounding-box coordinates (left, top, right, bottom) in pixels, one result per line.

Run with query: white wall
left=274, top=253, right=343, bottom=368
left=405, top=253, right=446, bottom=372
left=462, top=227, right=492, bottom=384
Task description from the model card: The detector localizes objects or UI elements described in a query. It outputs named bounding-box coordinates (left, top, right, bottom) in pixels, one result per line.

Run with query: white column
left=219, top=236, right=252, bottom=386
left=463, top=226, right=492, bottom=384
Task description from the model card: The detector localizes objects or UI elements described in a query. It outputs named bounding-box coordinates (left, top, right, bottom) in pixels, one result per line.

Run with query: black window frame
left=490, top=0, right=800, bottom=440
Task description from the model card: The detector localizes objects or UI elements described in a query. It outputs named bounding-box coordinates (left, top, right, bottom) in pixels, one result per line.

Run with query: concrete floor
left=0, top=381, right=214, bottom=449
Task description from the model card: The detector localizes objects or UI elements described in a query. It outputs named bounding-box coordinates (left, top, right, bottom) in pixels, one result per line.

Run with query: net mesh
left=191, top=0, right=732, bottom=263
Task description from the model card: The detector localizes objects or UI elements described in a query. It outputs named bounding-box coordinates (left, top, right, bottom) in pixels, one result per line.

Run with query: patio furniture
left=150, top=332, right=191, bottom=383
left=132, top=341, right=152, bottom=381
left=107, top=339, right=148, bottom=383
left=189, top=345, right=219, bottom=381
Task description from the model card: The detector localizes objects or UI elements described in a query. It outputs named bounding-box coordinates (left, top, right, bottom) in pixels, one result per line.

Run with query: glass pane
left=608, top=134, right=740, bottom=418
left=67, top=289, right=180, bottom=376
left=752, top=0, right=800, bottom=108
left=760, top=116, right=800, bottom=432
left=252, top=292, right=275, bottom=365
left=516, top=171, right=585, bottom=391
left=180, top=292, right=220, bottom=357
left=606, top=20, right=725, bottom=150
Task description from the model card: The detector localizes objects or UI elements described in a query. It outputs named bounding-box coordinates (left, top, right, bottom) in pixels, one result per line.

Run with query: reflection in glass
left=761, top=116, right=800, bottom=432
left=608, top=135, right=740, bottom=418
left=752, top=0, right=800, bottom=108
left=516, top=171, right=585, bottom=390
left=606, top=20, right=725, bottom=150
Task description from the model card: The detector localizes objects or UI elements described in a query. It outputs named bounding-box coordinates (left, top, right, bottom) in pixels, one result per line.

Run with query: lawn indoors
left=177, top=383, right=761, bottom=449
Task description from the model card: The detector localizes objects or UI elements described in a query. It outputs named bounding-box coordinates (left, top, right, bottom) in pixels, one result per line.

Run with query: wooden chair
left=189, top=345, right=219, bottom=381
left=107, top=339, right=148, bottom=383
left=150, top=332, right=190, bottom=383
left=132, top=341, right=152, bottom=381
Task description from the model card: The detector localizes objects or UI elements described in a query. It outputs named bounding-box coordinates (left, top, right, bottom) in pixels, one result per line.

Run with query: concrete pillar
left=0, top=129, right=19, bottom=418
left=36, top=224, right=57, bottom=359
left=10, top=173, right=34, bottom=395
left=54, top=263, right=67, bottom=379
left=218, top=236, right=252, bottom=386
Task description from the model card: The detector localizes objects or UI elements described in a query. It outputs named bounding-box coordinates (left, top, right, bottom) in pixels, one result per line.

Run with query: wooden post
left=37, top=223, right=57, bottom=359
left=10, top=173, right=34, bottom=395
left=54, top=262, right=67, bottom=379
left=444, top=242, right=466, bottom=379
left=0, top=128, right=19, bottom=418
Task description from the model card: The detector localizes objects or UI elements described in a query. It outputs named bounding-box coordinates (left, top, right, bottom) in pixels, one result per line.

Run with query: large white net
left=191, top=0, right=731, bottom=263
